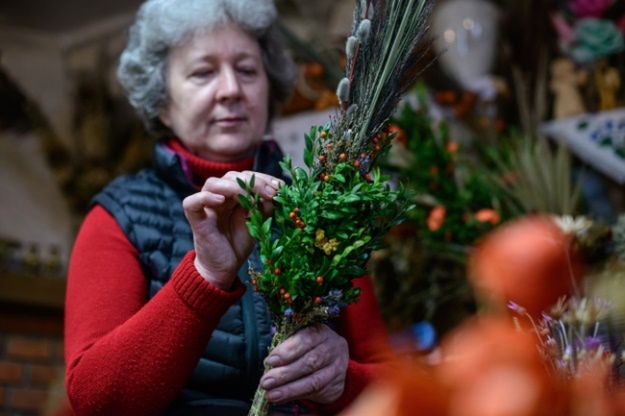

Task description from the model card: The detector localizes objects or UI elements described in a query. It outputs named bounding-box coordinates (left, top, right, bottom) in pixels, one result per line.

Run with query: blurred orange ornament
left=386, top=123, right=408, bottom=146
left=475, top=209, right=500, bottom=225
left=468, top=215, right=582, bottom=317
left=428, top=205, right=446, bottom=231
left=341, top=358, right=448, bottom=416
left=567, top=359, right=616, bottom=416
left=446, top=141, right=459, bottom=154
left=438, top=317, right=567, bottom=416
left=304, top=62, right=324, bottom=78
left=435, top=90, right=457, bottom=105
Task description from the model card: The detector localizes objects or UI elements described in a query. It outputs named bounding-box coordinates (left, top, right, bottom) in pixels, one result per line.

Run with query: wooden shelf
left=0, top=274, right=66, bottom=310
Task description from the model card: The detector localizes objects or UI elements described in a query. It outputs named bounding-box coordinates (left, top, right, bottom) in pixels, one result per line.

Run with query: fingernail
left=261, top=377, right=276, bottom=389
left=264, top=185, right=276, bottom=196
left=271, top=179, right=281, bottom=189
left=265, top=355, right=279, bottom=367
left=266, top=390, right=282, bottom=401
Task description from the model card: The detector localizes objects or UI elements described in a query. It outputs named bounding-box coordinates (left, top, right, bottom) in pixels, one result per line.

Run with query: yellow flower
left=315, top=229, right=339, bottom=255
left=315, top=229, right=326, bottom=244
left=321, top=239, right=339, bottom=255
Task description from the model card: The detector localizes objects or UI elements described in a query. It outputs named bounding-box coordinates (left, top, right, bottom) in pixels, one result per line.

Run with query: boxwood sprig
left=239, top=152, right=406, bottom=320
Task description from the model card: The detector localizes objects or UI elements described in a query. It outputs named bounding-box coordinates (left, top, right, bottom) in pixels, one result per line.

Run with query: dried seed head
left=344, top=129, right=352, bottom=141
left=336, top=77, right=351, bottom=105
left=357, top=19, right=371, bottom=43
left=346, top=36, right=359, bottom=61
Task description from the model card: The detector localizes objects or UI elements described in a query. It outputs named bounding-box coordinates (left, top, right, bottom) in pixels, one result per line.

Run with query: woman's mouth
left=214, top=116, right=246, bottom=128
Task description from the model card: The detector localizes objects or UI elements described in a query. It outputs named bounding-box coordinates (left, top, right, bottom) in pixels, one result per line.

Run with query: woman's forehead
left=172, top=24, right=262, bottom=61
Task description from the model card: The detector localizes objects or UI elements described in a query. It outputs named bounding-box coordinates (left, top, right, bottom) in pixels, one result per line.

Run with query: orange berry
left=338, top=153, right=347, bottom=161
left=316, top=275, right=324, bottom=285
left=353, top=160, right=360, bottom=168
left=314, top=296, right=323, bottom=305
left=279, top=288, right=286, bottom=295
left=319, top=155, right=326, bottom=162
left=289, top=211, right=297, bottom=219
left=320, top=131, right=327, bottom=139
left=283, top=292, right=291, bottom=300
left=274, top=268, right=282, bottom=275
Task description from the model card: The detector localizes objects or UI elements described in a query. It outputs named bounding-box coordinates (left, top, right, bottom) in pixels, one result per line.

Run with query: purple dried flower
left=328, top=305, right=341, bottom=317
left=507, top=301, right=527, bottom=315
left=284, top=308, right=294, bottom=318
left=584, top=336, right=603, bottom=350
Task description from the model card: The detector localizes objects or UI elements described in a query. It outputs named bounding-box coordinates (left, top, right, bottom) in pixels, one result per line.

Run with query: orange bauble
left=437, top=317, right=567, bottom=416
left=468, top=215, right=582, bottom=317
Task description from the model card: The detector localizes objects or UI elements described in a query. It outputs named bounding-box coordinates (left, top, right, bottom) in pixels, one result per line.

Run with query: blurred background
left=0, top=0, right=624, bottom=414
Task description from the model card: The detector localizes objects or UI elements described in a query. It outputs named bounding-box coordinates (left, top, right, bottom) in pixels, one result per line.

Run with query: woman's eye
left=190, top=68, right=214, bottom=78
left=238, top=67, right=257, bottom=76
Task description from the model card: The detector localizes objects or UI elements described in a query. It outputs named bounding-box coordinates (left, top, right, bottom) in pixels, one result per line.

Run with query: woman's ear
left=159, top=107, right=172, bottom=128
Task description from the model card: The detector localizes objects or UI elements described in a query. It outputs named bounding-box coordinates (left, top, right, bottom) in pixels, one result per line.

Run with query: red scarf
left=165, top=138, right=255, bottom=188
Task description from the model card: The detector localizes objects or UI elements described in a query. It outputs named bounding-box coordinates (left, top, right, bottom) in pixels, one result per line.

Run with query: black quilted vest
left=92, top=140, right=285, bottom=415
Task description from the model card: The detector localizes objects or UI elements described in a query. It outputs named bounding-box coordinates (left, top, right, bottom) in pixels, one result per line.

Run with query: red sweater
left=64, top=140, right=391, bottom=415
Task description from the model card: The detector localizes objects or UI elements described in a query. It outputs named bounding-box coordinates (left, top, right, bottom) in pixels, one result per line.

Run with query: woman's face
left=160, top=24, right=270, bottom=162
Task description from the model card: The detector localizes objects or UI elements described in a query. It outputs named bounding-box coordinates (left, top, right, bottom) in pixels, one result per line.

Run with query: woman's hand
left=260, top=324, right=349, bottom=404
left=183, top=170, right=282, bottom=290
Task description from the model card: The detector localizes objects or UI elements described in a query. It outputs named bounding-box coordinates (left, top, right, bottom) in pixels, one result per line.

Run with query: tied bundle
left=239, top=1, right=431, bottom=414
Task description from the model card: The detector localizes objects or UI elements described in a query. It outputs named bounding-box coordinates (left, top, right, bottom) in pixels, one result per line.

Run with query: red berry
left=314, top=296, right=322, bottom=305
left=316, top=276, right=324, bottom=285
left=274, top=268, right=282, bottom=275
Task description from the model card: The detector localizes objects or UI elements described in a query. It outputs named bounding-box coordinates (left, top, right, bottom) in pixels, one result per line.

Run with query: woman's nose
left=216, top=67, right=242, bottom=101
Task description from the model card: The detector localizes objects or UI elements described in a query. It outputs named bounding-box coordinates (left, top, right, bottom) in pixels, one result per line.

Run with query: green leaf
left=262, top=217, right=272, bottom=236
left=294, top=168, right=308, bottom=183
left=321, top=210, right=343, bottom=220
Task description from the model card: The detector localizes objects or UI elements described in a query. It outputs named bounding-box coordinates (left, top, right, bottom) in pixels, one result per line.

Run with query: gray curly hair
left=117, top=0, right=297, bottom=135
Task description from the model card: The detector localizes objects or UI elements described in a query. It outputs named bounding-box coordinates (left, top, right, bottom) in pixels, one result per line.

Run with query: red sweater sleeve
left=64, top=205, right=245, bottom=416
left=315, top=276, right=394, bottom=414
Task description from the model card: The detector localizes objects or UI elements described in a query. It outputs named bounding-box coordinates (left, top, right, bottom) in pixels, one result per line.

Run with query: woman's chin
left=199, top=141, right=259, bottom=161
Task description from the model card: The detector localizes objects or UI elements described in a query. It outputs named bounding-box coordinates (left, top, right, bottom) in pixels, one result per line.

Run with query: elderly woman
left=64, top=0, right=391, bottom=415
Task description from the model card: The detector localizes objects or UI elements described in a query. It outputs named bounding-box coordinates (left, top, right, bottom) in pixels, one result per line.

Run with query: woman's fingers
left=260, top=325, right=348, bottom=403
left=264, top=362, right=344, bottom=404
left=264, top=326, right=325, bottom=367
left=204, top=171, right=282, bottom=200
left=182, top=191, right=225, bottom=220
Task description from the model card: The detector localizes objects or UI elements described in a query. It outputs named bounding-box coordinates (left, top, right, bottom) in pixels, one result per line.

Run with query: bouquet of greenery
left=238, top=1, right=431, bottom=414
